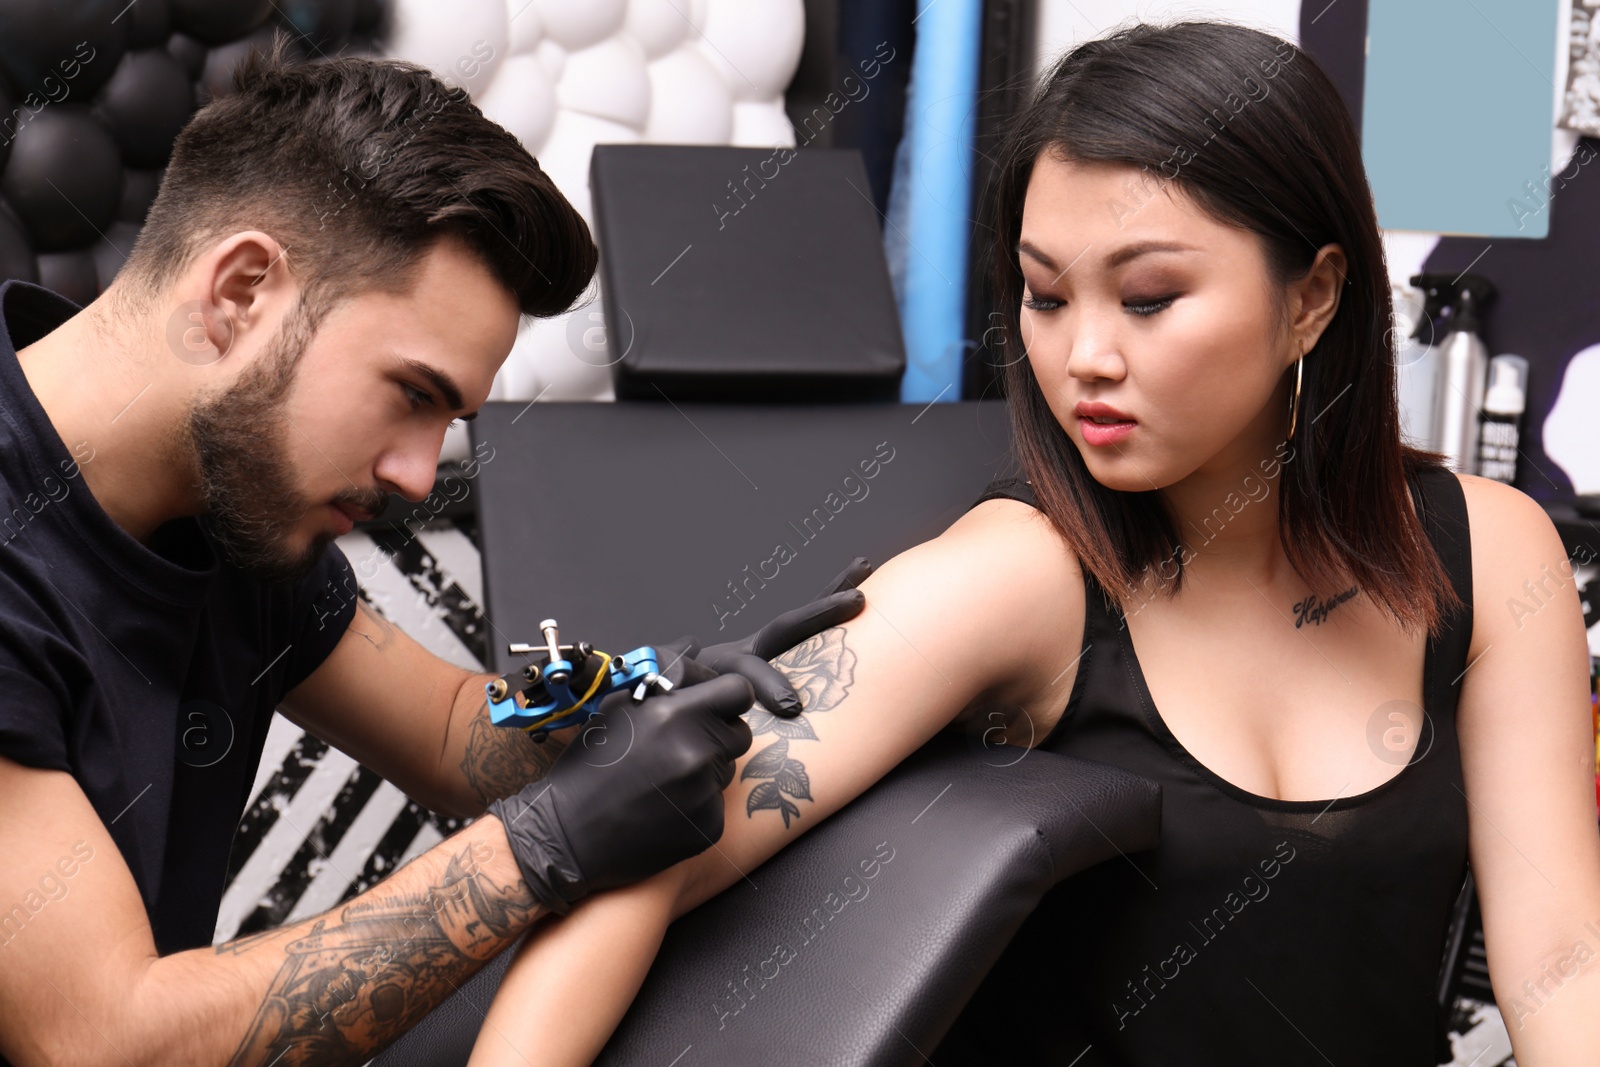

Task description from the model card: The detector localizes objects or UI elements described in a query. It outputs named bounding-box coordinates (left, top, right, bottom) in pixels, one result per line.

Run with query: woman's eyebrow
left=1017, top=238, right=1200, bottom=276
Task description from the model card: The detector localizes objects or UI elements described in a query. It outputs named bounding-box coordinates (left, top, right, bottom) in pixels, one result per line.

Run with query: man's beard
left=185, top=305, right=382, bottom=584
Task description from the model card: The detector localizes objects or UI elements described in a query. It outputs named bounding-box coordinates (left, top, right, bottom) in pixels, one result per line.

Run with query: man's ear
left=172, top=231, right=295, bottom=364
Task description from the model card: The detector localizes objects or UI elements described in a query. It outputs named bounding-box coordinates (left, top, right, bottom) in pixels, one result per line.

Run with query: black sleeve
left=0, top=568, right=76, bottom=773
left=277, top=541, right=360, bottom=696
left=0, top=661, right=70, bottom=773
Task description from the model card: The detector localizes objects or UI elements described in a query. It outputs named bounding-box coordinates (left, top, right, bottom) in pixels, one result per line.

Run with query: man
left=0, top=43, right=865, bottom=1066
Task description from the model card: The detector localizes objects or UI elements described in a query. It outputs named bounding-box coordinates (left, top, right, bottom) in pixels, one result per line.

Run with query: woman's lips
left=1074, top=402, right=1137, bottom=446
left=1079, top=417, right=1137, bottom=446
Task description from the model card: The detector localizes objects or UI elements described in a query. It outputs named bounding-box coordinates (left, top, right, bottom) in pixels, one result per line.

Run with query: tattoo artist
left=0, top=42, right=868, bottom=1067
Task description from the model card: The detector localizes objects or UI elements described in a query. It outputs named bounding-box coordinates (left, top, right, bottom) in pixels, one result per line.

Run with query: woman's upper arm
left=678, top=499, right=1084, bottom=913
left=1455, top=476, right=1600, bottom=993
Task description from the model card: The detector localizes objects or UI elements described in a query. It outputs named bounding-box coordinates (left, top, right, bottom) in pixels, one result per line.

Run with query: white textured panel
left=646, top=48, right=734, bottom=143
left=499, top=310, right=615, bottom=401
left=696, top=0, right=805, bottom=102
left=506, top=0, right=544, bottom=55
left=386, top=0, right=510, bottom=91
left=731, top=99, right=797, bottom=148
left=477, top=54, right=558, bottom=155
left=626, top=0, right=690, bottom=58
left=538, top=107, right=644, bottom=224
left=531, top=0, right=628, bottom=50
left=559, top=37, right=651, bottom=126
left=535, top=37, right=567, bottom=81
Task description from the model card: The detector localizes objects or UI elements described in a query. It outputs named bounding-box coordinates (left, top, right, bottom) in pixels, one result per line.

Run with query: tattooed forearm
left=1293, top=586, right=1358, bottom=628
left=741, top=626, right=855, bottom=828
left=223, top=840, right=537, bottom=1066
left=458, top=696, right=568, bottom=809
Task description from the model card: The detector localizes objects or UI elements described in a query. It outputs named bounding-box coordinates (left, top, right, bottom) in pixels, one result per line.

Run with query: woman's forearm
left=467, top=866, right=689, bottom=1067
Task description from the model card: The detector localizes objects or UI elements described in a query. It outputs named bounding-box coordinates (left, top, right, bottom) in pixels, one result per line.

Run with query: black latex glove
left=487, top=672, right=754, bottom=915
left=651, top=557, right=873, bottom=718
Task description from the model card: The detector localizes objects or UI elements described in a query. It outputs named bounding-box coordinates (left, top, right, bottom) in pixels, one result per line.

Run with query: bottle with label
left=1477, top=354, right=1527, bottom=485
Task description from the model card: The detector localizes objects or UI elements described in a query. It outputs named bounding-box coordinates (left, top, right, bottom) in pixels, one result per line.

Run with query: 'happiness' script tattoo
left=1293, top=586, right=1357, bottom=628
left=741, top=627, right=855, bottom=828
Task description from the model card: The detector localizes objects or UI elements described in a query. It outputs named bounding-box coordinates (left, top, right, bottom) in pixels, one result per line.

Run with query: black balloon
left=355, top=0, right=386, bottom=35
left=0, top=199, right=37, bottom=285
left=118, top=167, right=164, bottom=224
left=166, top=32, right=208, bottom=80
left=276, top=0, right=358, bottom=55
left=167, top=0, right=274, bottom=48
left=127, top=0, right=173, bottom=50
left=94, top=49, right=195, bottom=168
left=0, top=78, right=13, bottom=174
left=0, top=107, right=123, bottom=252
left=35, top=248, right=99, bottom=306
left=92, top=220, right=143, bottom=292
left=196, top=25, right=306, bottom=106
left=0, top=0, right=130, bottom=105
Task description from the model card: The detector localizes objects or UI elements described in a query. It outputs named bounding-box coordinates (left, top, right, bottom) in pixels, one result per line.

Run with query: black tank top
left=934, top=465, right=1473, bottom=1066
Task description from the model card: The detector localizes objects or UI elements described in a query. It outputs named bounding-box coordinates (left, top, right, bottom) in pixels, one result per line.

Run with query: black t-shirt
left=0, top=280, right=357, bottom=956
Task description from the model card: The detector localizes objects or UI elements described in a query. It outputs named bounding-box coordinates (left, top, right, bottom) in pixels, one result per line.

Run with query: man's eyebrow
left=1017, top=238, right=1200, bottom=274
left=396, top=356, right=476, bottom=420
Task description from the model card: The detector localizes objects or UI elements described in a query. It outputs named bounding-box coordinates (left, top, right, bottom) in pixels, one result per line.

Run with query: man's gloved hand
left=651, top=557, right=873, bottom=718
left=487, top=672, right=754, bottom=915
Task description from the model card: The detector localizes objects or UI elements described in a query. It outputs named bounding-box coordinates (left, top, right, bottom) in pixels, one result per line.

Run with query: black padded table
left=467, top=400, right=1016, bottom=673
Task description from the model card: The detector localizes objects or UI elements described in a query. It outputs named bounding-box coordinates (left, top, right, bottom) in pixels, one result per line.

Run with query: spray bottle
left=1392, top=281, right=1442, bottom=449
left=1476, top=354, right=1528, bottom=484
left=1410, top=272, right=1496, bottom=472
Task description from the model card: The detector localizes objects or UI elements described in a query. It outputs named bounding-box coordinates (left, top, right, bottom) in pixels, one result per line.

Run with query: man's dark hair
left=988, top=20, right=1460, bottom=636
left=123, top=35, right=596, bottom=322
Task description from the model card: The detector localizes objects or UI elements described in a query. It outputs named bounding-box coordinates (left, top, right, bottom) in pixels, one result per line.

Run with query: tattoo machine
left=484, top=619, right=672, bottom=740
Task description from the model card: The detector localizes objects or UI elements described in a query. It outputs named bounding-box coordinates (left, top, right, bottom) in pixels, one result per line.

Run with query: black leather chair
left=373, top=735, right=1161, bottom=1066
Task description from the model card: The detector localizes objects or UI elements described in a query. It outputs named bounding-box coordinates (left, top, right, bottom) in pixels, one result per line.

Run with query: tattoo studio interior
left=3, top=0, right=1600, bottom=1065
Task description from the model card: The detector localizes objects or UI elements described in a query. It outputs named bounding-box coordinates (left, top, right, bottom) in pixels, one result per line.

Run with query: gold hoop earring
left=1287, top=355, right=1304, bottom=440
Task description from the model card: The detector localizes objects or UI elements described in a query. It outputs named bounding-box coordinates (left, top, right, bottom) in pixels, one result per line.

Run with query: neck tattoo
left=1293, top=586, right=1357, bottom=628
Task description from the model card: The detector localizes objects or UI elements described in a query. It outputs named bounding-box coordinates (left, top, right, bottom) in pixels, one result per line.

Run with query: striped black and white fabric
left=214, top=519, right=484, bottom=944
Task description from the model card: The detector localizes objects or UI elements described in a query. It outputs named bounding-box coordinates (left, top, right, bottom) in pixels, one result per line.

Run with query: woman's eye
left=1022, top=293, right=1062, bottom=312
left=1125, top=295, right=1176, bottom=316
left=401, top=383, right=432, bottom=411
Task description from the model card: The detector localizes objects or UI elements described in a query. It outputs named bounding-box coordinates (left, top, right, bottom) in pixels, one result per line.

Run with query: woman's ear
left=1289, top=243, right=1346, bottom=355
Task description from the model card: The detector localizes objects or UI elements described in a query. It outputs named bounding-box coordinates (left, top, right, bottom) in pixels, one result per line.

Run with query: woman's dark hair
left=989, top=20, right=1459, bottom=635
left=122, top=34, right=596, bottom=324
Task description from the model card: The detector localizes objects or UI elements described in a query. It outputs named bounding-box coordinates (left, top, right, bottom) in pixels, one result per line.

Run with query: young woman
left=468, top=21, right=1599, bottom=1065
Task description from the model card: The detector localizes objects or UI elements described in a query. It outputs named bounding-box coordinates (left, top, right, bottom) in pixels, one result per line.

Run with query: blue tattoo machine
left=485, top=619, right=672, bottom=740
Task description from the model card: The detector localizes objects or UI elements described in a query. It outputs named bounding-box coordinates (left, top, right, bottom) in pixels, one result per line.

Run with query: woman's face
left=1018, top=152, right=1311, bottom=493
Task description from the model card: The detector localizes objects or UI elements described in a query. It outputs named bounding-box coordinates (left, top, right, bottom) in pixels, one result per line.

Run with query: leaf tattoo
left=741, top=627, right=853, bottom=828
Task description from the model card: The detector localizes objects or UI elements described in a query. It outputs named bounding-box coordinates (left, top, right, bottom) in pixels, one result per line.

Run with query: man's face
left=188, top=236, right=521, bottom=583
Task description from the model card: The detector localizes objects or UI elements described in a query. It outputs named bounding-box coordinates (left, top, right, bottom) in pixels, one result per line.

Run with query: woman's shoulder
left=1448, top=472, right=1578, bottom=650
left=857, top=487, right=1087, bottom=703
left=1452, top=472, right=1567, bottom=561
